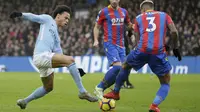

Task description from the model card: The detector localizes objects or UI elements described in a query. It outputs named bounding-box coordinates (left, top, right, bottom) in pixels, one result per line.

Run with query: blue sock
left=67, top=63, right=87, bottom=93
left=24, top=86, right=47, bottom=104
left=97, top=65, right=121, bottom=90
left=114, top=68, right=130, bottom=93
left=153, top=84, right=170, bottom=106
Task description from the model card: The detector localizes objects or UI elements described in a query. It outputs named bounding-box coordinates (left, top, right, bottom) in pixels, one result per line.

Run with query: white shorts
left=33, top=52, right=55, bottom=77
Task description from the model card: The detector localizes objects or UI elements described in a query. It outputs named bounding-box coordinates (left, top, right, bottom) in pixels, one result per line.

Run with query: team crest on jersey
left=111, top=18, right=124, bottom=25
left=49, top=29, right=56, bottom=38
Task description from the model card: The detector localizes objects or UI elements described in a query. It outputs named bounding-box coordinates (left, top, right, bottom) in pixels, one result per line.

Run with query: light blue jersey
left=22, top=13, right=63, bottom=55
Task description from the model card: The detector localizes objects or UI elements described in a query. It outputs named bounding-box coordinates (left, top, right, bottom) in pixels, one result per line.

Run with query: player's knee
left=44, top=85, right=53, bottom=92
left=68, top=56, right=75, bottom=63
left=159, top=73, right=171, bottom=84
left=64, top=56, right=75, bottom=66
left=164, top=73, right=170, bottom=83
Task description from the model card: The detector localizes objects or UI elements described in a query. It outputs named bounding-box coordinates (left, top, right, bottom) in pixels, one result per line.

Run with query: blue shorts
left=104, top=42, right=126, bottom=66
left=126, top=50, right=172, bottom=76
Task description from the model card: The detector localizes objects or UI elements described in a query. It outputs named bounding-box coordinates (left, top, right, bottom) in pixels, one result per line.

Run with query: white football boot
left=78, top=92, right=98, bottom=102
left=17, top=99, right=27, bottom=109
left=94, top=86, right=104, bottom=100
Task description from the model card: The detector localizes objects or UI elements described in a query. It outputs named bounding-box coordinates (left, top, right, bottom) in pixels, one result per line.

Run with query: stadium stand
left=0, top=0, right=200, bottom=56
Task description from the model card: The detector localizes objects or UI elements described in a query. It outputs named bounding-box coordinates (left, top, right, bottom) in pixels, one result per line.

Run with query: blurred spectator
left=0, top=0, right=200, bottom=56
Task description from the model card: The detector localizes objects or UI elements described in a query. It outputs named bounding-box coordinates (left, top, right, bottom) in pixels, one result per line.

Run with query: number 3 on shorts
left=146, top=17, right=156, bottom=32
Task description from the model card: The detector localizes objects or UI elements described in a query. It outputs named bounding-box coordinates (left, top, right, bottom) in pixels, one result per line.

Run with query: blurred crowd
left=0, top=0, right=200, bottom=56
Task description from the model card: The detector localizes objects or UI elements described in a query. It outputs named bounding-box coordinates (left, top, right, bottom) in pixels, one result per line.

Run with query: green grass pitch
left=0, top=73, right=199, bottom=112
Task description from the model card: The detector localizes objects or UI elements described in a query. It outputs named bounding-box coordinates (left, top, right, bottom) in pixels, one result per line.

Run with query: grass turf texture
left=0, top=73, right=199, bottom=112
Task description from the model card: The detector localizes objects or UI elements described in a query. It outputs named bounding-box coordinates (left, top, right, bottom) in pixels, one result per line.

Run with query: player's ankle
left=113, top=89, right=119, bottom=94
left=151, top=103, right=158, bottom=107
left=97, top=82, right=105, bottom=89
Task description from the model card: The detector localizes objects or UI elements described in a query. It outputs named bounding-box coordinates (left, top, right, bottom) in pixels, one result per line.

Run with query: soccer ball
left=99, top=98, right=116, bottom=111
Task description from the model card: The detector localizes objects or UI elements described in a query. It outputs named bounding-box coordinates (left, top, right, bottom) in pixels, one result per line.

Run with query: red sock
left=151, top=103, right=158, bottom=107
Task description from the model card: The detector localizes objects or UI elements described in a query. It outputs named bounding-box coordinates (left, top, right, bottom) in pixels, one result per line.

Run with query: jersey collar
left=146, top=10, right=154, bottom=12
left=108, top=5, right=119, bottom=10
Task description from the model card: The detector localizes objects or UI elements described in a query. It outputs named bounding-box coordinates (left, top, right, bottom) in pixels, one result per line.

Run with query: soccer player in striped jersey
left=10, top=5, right=98, bottom=109
left=104, top=0, right=182, bottom=112
left=93, top=0, right=133, bottom=99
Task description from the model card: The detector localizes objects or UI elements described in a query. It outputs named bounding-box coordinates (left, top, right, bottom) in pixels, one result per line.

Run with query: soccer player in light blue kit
left=10, top=5, right=98, bottom=109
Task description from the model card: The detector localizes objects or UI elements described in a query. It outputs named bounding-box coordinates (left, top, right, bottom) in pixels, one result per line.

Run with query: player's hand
left=93, top=41, right=99, bottom=47
left=173, top=49, right=182, bottom=61
left=10, top=12, right=22, bottom=19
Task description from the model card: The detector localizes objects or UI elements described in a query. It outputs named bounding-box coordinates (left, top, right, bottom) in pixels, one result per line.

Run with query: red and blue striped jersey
left=134, top=10, right=174, bottom=54
left=96, top=5, right=131, bottom=47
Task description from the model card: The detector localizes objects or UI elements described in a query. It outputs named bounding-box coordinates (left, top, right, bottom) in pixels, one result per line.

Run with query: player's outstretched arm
left=133, top=32, right=139, bottom=47
left=93, top=23, right=101, bottom=47
left=127, top=23, right=133, bottom=38
left=10, top=11, right=49, bottom=24
left=168, top=23, right=182, bottom=61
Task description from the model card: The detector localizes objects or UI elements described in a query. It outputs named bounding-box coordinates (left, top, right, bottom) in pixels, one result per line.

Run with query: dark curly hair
left=52, top=5, right=71, bottom=19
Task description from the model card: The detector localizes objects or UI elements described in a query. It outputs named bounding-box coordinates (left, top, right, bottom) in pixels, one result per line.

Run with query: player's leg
left=95, top=62, right=122, bottom=99
left=94, top=43, right=122, bottom=99
left=113, top=62, right=132, bottom=92
left=52, top=54, right=86, bottom=93
left=149, top=73, right=170, bottom=112
left=114, top=50, right=147, bottom=93
left=121, top=73, right=133, bottom=89
left=118, top=47, right=134, bottom=89
left=96, top=62, right=122, bottom=90
left=17, top=72, right=54, bottom=108
left=125, top=75, right=134, bottom=88
left=106, top=45, right=131, bottom=89
left=96, top=44, right=122, bottom=90
left=104, top=50, right=147, bottom=100
left=148, top=53, right=172, bottom=112
left=52, top=53, right=98, bottom=102
left=103, top=63, right=132, bottom=100
left=17, top=53, right=55, bottom=109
